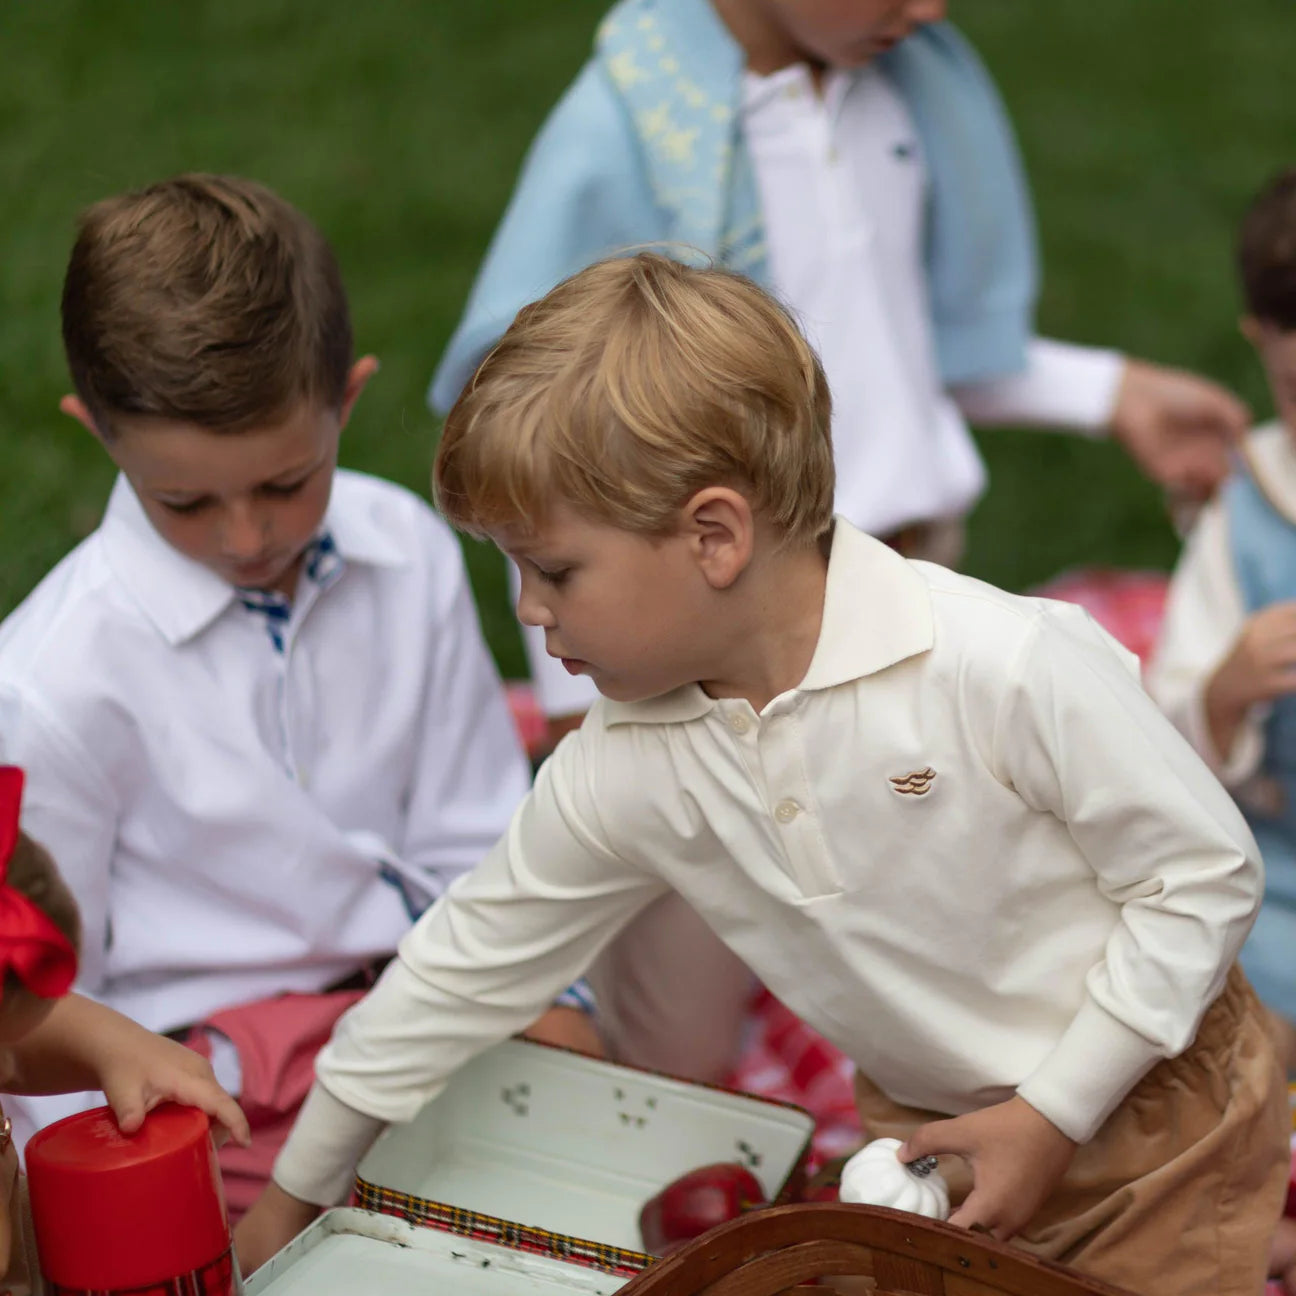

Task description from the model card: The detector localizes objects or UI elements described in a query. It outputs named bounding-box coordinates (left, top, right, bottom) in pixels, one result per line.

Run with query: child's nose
left=219, top=502, right=269, bottom=558
left=515, top=577, right=556, bottom=629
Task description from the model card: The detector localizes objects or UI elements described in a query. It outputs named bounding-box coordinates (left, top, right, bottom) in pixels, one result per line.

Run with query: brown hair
left=435, top=252, right=835, bottom=547
left=2, top=832, right=81, bottom=1009
left=61, top=173, right=353, bottom=435
left=1238, top=168, right=1296, bottom=330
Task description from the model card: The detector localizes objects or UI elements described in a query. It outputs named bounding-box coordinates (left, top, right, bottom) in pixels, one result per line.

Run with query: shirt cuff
left=272, top=1081, right=386, bottom=1207
left=554, top=977, right=597, bottom=1015
left=1184, top=689, right=1268, bottom=787
left=951, top=338, right=1125, bottom=434
left=1015, top=997, right=1163, bottom=1144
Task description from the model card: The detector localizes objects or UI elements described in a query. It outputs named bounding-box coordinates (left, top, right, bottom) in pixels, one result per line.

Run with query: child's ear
left=1239, top=315, right=1264, bottom=348
left=682, top=487, right=754, bottom=591
left=338, top=355, right=380, bottom=429
left=58, top=394, right=103, bottom=441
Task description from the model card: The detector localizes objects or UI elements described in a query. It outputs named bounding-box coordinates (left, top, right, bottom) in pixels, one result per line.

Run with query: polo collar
left=100, top=472, right=411, bottom=646
left=601, top=518, right=934, bottom=728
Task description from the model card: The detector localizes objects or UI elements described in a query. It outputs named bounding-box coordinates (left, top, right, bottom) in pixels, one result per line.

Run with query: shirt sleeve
left=1145, top=501, right=1264, bottom=784
left=395, top=510, right=533, bottom=899
left=273, top=731, right=669, bottom=1203
left=990, top=604, right=1261, bottom=1143
left=949, top=337, right=1124, bottom=434
left=0, top=691, right=117, bottom=996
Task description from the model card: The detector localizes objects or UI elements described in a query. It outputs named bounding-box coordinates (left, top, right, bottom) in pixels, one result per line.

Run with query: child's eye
left=537, top=567, right=571, bottom=587
left=159, top=498, right=210, bottom=515
left=260, top=478, right=308, bottom=499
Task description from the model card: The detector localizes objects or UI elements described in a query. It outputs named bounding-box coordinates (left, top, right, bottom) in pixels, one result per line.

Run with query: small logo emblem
left=890, top=767, right=936, bottom=796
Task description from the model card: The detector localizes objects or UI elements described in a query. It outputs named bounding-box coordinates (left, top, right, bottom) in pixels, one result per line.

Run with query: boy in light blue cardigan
left=431, top=0, right=1252, bottom=1085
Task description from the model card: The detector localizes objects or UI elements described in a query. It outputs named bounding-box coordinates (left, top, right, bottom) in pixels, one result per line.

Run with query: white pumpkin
left=838, top=1137, right=950, bottom=1220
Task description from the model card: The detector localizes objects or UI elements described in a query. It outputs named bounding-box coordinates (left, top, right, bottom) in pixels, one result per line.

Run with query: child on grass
left=240, top=254, right=1287, bottom=1293
left=428, top=0, right=1252, bottom=1082
left=0, top=766, right=247, bottom=1293
left=1147, top=167, right=1296, bottom=1296
left=0, top=175, right=596, bottom=1213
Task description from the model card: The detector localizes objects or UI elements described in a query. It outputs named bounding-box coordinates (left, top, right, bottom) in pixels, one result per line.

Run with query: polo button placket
left=774, top=798, right=801, bottom=824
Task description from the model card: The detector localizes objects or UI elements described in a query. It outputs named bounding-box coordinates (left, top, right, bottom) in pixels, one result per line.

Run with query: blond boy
left=241, top=254, right=1287, bottom=1293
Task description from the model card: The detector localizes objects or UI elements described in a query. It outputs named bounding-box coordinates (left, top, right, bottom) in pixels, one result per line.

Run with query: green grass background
left=0, top=1, right=1289, bottom=679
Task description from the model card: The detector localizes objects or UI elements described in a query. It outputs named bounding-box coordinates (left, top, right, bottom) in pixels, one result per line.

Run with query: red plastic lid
left=26, top=1103, right=231, bottom=1289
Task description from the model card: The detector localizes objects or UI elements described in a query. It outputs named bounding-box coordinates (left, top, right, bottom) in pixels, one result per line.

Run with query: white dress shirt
left=0, top=471, right=530, bottom=1139
left=743, top=61, right=1123, bottom=537
left=522, top=61, right=1125, bottom=720
left=275, top=519, right=1258, bottom=1204
left=1148, top=423, right=1295, bottom=788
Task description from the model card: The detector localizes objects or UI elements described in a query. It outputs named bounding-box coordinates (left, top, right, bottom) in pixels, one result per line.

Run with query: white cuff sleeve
left=272, top=1082, right=386, bottom=1206
left=951, top=338, right=1125, bottom=434
left=1015, top=997, right=1163, bottom=1144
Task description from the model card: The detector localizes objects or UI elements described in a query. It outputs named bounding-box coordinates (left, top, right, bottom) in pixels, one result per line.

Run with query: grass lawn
left=0, top=1, right=1289, bottom=678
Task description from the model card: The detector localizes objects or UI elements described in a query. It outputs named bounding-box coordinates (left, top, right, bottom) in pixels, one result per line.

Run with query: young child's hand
left=898, top=1096, right=1077, bottom=1241
left=1207, top=598, right=1296, bottom=720
left=521, top=1005, right=605, bottom=1057
left=1109, top=358, right=1248, bottom=500
left=235, top=1181, right=321, bottom=1274
left=97, top=1026, right=250, bottom=1148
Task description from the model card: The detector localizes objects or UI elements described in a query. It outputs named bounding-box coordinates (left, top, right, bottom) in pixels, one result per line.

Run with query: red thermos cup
left=25, top=1104, right=241, bottom=1295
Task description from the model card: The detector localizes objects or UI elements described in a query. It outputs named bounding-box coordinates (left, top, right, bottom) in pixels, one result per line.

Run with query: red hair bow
left=0, top=766, right=78, bottom=999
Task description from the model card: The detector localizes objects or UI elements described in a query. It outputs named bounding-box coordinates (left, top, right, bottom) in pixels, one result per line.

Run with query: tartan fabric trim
left=353, top=1176, right=652, bottom=1277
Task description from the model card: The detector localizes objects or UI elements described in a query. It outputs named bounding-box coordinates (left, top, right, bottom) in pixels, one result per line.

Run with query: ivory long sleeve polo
left=277, top=520, right=1260, bottom=1205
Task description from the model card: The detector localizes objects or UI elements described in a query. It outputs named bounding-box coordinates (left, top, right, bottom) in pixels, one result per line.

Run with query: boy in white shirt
left=1150, top=168, right=1296, bottom=1077
left=428, top=0, right=1253, bottom=1082
left=241, top=253, right=1287, bottom=1292
left=0, top=175, right=596, bottom=1209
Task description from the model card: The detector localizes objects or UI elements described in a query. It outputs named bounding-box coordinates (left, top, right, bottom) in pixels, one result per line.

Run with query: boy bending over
left=242, top=254, right=1287, bottom=1293
left=0, top=176, right=593, bottom=1209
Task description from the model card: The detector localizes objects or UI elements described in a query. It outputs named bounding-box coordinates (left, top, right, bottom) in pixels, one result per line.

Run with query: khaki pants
left=588, top=892, right=755, bottom=1083
left=854, top=967, right=1288, bottom=1296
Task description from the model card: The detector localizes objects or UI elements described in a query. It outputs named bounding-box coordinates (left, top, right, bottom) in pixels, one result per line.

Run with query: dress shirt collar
left=602, top=518, right=933, bottom=727
left=100, top=472, right=412, bottom=646
left=1241, top=421, right=1296, bottom=526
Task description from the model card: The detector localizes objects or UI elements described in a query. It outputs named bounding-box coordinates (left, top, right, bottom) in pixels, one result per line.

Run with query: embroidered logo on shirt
left=890, top=767, right=936, bottom=796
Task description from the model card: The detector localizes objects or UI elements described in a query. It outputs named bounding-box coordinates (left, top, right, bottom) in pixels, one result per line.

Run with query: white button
left=729, top=714, right=751, bottom=735
left=773, top=798, right=801, bottom=824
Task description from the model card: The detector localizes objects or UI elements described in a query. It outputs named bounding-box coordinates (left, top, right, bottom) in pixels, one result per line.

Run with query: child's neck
left=699, top=531, right=831, bottom=714
left=709, top=0, right=822, bottom=79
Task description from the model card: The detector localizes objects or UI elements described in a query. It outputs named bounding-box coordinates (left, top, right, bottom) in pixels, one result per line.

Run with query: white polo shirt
left=276, top=519, right=1259, bottom=1204
left=0, top=470, right=530, bottom=1135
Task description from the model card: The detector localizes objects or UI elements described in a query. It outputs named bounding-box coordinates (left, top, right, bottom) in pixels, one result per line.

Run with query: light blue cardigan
left=430, top=0, right=1038, bottom=413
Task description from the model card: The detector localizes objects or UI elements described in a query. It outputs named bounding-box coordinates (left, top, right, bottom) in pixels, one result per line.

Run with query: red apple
left=638, top=1162, right=768, bottom=1256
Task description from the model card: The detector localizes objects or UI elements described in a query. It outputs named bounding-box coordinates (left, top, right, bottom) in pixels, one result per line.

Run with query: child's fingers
left=182, top=1080, right=251, bottom=1147
left=898, top=1114, right=973, bottom=1163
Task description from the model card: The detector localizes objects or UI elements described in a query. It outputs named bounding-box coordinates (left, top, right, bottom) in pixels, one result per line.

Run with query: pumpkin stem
left=905, top=1155, right=940, bottom=1178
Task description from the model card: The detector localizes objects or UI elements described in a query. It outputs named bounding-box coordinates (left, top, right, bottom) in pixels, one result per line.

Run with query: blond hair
left=435, top=253, right=834, bottom=545
left=62, top=173, right=352, bottom=435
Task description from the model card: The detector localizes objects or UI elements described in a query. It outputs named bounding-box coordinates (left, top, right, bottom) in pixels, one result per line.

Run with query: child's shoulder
left=915, top=560, right=1139, bottom=686
left=331, top=468, right=465, bottom=563
left=1230, top=421, right=1296, bottom=525
left=0, top=528, right=126, bottom=683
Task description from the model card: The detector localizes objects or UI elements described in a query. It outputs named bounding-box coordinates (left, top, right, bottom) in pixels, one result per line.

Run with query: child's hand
left=898, top=1096, right=1076, bottom=1241
left=521, top=1005, right=605, bottom=1057
left=235, top=1181, right=321, bottom=1274
left=1109, top=358, right=1248, bottom=500
left=98, top=1027, right=250, bottom=1148
left=1210, top=602, right=1296, bottom=711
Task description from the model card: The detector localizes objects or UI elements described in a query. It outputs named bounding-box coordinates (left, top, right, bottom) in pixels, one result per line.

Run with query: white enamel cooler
left=350, top=1038, right=816, bottom=1276
left=245, top=1207, right=630, bottom=1295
